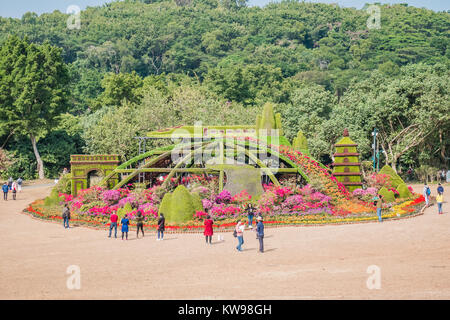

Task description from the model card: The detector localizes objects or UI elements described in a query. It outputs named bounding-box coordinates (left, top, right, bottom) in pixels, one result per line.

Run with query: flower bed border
left=22, top=197, right=426, bottom=234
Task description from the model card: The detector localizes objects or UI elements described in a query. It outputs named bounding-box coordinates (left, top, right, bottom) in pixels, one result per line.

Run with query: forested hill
left=1, top=0, right=449, bottom=109
left=0, top=0, right=449, bottom=180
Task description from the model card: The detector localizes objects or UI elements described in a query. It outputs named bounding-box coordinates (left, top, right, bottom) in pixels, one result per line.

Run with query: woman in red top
left=204, top=215, right=214, bottom=245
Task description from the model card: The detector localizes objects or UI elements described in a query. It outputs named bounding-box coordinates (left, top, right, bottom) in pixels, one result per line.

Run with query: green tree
left=0, top=36, right=70, bottom=179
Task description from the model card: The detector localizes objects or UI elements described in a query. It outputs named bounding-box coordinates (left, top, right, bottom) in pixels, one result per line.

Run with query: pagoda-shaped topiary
left=292, top=130, right=310, bottom=155
left=332, top=129, right=363, bottom=192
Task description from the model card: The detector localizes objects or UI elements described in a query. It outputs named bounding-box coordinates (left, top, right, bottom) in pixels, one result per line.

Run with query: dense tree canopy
left=0, top=0, right=448, bottom=178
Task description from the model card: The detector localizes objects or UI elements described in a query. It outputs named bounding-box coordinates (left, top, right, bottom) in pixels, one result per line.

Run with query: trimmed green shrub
left=379, top=165, right=404, bottom=189
left=55, top=173, right=72, bottom=194
left=191, top=192, right=204, bottom=212
left=44, top=188, right=61, bottom=207
left=292, top=130, right=309, bottom=155
left=397, top=183, right=413, bottom=198
left=158, top=185, right=203, bottom=223
left=378, top=186, right=395, bottom=203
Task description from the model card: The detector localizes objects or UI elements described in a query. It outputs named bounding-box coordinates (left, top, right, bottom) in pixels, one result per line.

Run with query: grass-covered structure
left=31, top=105, right=422, bottom=231
left=331, top=129, right=363, bottom=192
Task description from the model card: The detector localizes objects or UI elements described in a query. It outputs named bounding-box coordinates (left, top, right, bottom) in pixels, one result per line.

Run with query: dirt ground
left=0, top=183, right=448, bottom=300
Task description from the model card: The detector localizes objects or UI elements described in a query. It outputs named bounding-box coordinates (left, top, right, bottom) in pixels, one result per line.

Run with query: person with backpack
left=121, top=214, right=130, bottom=240
left=423, top=183, right=431, bottom=207
left=157, top=213, right=165, bottom=241
left=62, top=204, right=71, bottom=229
left=437, top=183, right=444, bottom=195
left=204, top=215, right=214, bottom=245
left=235, top=220, right=246, bottom=252
left=2, top=182, right=9, bottom=201
left=136, top=211, right=145, bottom=239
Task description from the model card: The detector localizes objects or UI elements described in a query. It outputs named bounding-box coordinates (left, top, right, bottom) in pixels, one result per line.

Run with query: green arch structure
left=99, top=137, right=316, bottom=191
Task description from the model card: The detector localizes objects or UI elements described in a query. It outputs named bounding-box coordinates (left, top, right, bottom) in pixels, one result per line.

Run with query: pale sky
left=0, top=0, right=448, bottom=18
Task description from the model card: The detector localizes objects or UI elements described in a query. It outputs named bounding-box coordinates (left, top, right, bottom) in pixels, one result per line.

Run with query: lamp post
left=372, top=128, right=378, bottom=172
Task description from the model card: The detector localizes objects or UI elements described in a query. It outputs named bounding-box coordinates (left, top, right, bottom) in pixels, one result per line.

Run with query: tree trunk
left=439, top=129, right=447, bottom=169
left=30, top=133, right=45, bottom=179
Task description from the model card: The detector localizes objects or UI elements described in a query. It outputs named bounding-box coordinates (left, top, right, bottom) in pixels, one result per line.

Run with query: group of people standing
left=107, top=211, right=166, bottom=241
left=61, top=201, right=266, bottom=253
left=424, top=182, right=445, bottom=214
left=2, top=177, right=23, bottom=201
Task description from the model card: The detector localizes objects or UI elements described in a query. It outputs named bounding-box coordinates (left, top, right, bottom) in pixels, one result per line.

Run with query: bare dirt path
left=0, top=184, right=449, bottom=300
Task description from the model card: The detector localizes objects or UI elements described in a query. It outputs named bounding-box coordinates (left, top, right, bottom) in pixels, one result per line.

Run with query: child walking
left=436, top=192, right=444, bottom=214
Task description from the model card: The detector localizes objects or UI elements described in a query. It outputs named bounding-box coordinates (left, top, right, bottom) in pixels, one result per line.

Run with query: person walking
left=62, top=204, right=71, bottom=229
left=376, top=194, right=383, bottom=222
left=235, top=220, right=245, bottom=252
left=204, top=215, right=214, bottom=245
left=157, top=213, right=165, bottom=241
left=109, top=211, right=119, bottom=238
left=256, top=216, right=264, bottom=253
left=436, top=191, right=444, bottom=215
left=136, top=211, right=145, bottom=239
left=7, top=177, right=13, bottom=190
left=17, top=178, right=23, bottom=193
left=423, top=182, right=431, bottom=207
left=2, top=182, right=8, bottom=201
left=121, top=214, right=130, bottom=240
left=246, top=203, right=255, bottom=229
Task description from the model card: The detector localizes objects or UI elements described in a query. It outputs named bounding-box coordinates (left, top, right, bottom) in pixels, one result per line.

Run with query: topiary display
left=378, top=186, right=395, bottom=203
left=158, top=185, right=204, bottom=223
left=397, top=183, right=413, bottom=199
left=256, top=102, right=283, bottom=135
left=378, top=165, right=404, bottom=189
left=292, top=130, right=310, bottom=155
left=44, top=188, right=61, bottom=207
left=331, top=129, right=363, bottom=192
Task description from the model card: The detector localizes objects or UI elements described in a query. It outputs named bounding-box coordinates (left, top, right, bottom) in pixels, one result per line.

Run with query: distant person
left=235, top=220, right=245, bottom=252
left=407, top=167, right=413, bottom=181
left=8, top=177, right=13, bottom=190
left=246, top=203, right=255, bottom=229
left=62, top=204, right=71, bottom=229
left=204, top=215, right=214, bottom=245
left=436, top=191, right=444, bottom=215
left=2, top=182, right=9, bottom=201
left=109, top=211, right=119, bottom=238
left=157, top=213, right=165, bottom=241
left=136, top=211, right=145, bottom=239
left=376, top=194, right=383, bottom=222
left=256, top=216, right=264, bottom=253
left=17, top=178, right=23, bottom=193
left=437, top=183, right=444, bottom=195
left=423, top=183, right=431, bottom=206
left=121, top=214, right=130, bottom=240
